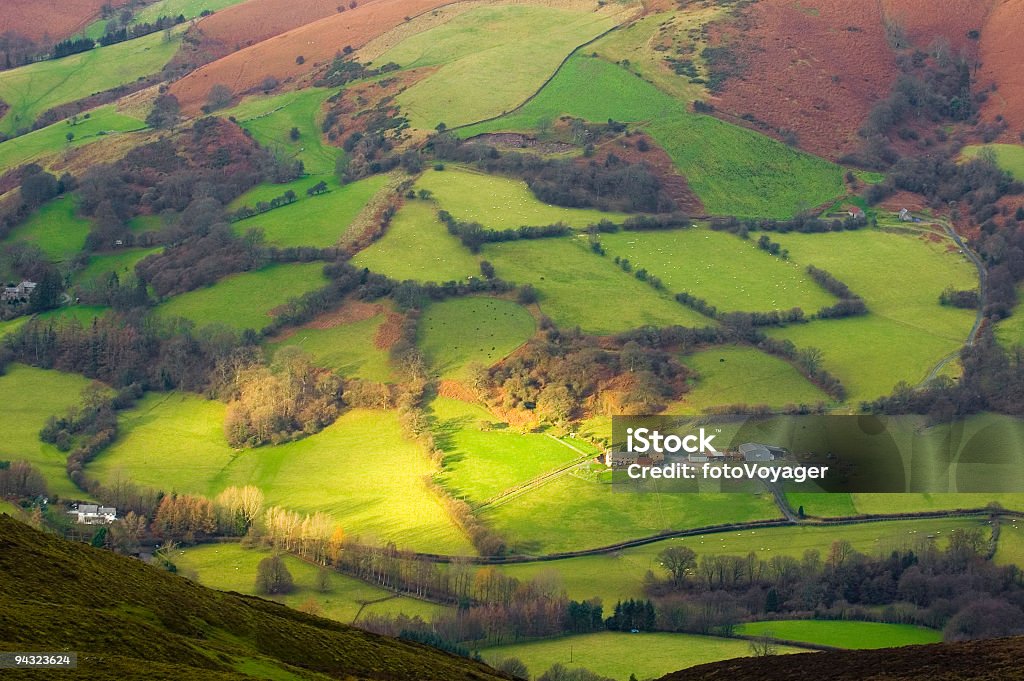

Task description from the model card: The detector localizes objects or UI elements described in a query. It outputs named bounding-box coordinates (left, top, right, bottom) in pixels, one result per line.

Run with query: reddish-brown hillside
left=707, top=0, right=897, bottom=161
left=881, top=0, right=993, bottom=55
left=170, top=0, right=452, bottom=113
left=978, top=0, right=1024, bottom=134
left=0, top=0, right=129, bottom=42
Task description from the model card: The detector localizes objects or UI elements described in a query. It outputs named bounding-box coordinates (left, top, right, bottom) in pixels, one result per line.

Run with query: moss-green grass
left=416, top=166, right=629, bottom=229
left=374, top=5, right=621, bottom=129
left=483, top=237, right=710, bottom=334
left=223, top=88, right=337, bottom=176
left=231, top=175, right=387, bottom=248
left=418, top=296, right=535, bottom=380
left=430, top=397, right=583, bottom=503
left=601, top=228, right=835, bottom=313
left=494, top=518, right=989, bottom=604
left=5, top=196, right=92, bottom=261
left=786, top=493, right=858, bottom=518
left=735, top=620, right=941, bottom=649
left=132, top=0, right=249, bottom=24
left=0, top=364, right=97, bottom=500
left=995, top=285, right=1024, bottom=349
left=352, top=200, right=482, bottom=282
left=995, top=519, right=1024, bottom=567
left=74, top=247, right=161, bottom=284
left=270, top=310, right=394, bottom=383
left=35, top=305, right=110, bottom=326
left=90, top=393, right=473, bottom=553
left=766, top=229, right=978, bottom=402
left=0, top=316, right=29, bottom=340
left=0, top=30, right=182, bottom=135
left=677, top=345, right=830, bottom=411
left=173, top=542, right=446, bottom=624
left=155, top=262, right=328, bottom=331
left=0, top=105, right=145, bottom=174
left=460, top=55, right=844, bottom=218
left=482, top=631, right=802, bottom=680
left=482, top=463, right=780, bottom=554
left=962, top=143, right=1024, bottom=180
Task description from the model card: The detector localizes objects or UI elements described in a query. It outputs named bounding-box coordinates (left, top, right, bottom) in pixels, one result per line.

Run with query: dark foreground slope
left=660, top=637, right=1024, bottom=681
left=0, top=515, right=505, bottom=681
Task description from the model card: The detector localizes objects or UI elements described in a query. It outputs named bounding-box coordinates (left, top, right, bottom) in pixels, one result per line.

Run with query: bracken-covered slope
left=658, top=636, right=1024, bottom=681
left=0, top=515, right=506, bottom=681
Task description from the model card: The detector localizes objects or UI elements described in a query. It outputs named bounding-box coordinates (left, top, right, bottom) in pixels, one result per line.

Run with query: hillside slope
left=0, top=515, right=506, bottom=680
left=659, top=637, right=1024, bottom=681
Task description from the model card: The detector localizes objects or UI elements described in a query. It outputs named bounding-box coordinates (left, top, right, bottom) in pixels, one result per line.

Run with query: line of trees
left=437, top=210, right=571, bottom=253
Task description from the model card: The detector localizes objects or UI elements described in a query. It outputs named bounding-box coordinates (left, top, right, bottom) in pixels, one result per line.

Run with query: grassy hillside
left=0, top=364, right=98, bottom=500
left=4, top=195, right=92, bottom=261
left=484, top=631, right=802, bottom=681
left=962, top=143, right=1024, bottom=180
left=735, top=620, right=941, bottom=649
left=460, top=54, right=845, bottom=218
left=374, top=4, right=624, bottom=129
left=0, top=30, right=181, bottom=135
left=0, top=515, right=504, bottom=680
left=74, top=246, right=161, bottom=284
left=0, top=104, right=145, bottom=174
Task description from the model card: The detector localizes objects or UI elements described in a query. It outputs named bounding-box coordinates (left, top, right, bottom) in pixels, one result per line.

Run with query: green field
left=482, top=631, right=802, bottom=681
left=678, top=345, right=830, bottom=411
left=224, top=88, right=337, bottom=176
left=483, top=237, right=710, bottom=334
left=0, top=364, right=98, bottom=500
left=416, top=166, right=629, bottom=229
left=155, top=262, right=328, bottom=331
left=0, top=105, right=145, bottom=174
left=375, top=4, right=623, bottom=129
left=173, top=543, right=446, bottom=624
left=735, top=620, right=941, bottom=649
left=0, top=30, right=182, bottom=136
left=766, top=229, right=978, bottom=402
left=74, top=247, right=161, bottom=284
left=132, top=0, right=249, bottom=24
left=995, top=286, right=1024, bottom=349
left=494, top=518, right=989, bottom=604
left=36, top=305, right=110, bottom=326
left=0, top=316, right=29, bottom=340
left=431, top=397, right=583, bottom=503
left=601, top=228, right=835, bottom=313
left=418, top=296, right=535, bottom=380
left=270, top=307, right=395, bottom=383
left=995, top=519, right=1024, bottom=567
left=460, top=54, right=845, bottom=218
left=231, top=175, right=387, bottom=248
left=89, top=393, right=473, bottom=553
left=785, top=493, right=858, bottom=518
left=352, top=201, right=482, bottom=282
left=5, top=195, right=92, bottom=261
left=483, top=463, right=780, bottom=554
left=962, top=143, right=1024, bottom=180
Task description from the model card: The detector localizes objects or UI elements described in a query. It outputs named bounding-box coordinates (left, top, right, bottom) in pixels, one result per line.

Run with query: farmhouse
left=738, top=442, right=788, bottom=463
left=1, top=280, right=36, bottom=302
left=68, top=504, right=117, bottom=525
left=605, top=449, right=666, bottom=467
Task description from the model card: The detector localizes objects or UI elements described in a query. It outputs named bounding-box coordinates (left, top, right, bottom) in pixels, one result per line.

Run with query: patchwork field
left=224, top=88, right=337, bottom=177
left=431, top=397, right=582, bottom=504
left=0, top=364, right=98, bottom=500
left=0, top=105, right=145, bottom=175
left=482, top=631, right=802, bottom=680
left=0, top=30, right=181, bottom=136
left=962, top=144, right=1024, bottom=180
left=74, top=247, right=161, bottom=285
left=416, top=167, right=629, bottom=229
left=352, top=201, right=482, bottom=282
left=460, top=54, right=845, bottom=218
left=677, top=345, right=831, bottom=411
left=600, top=228, right=835, bottom=313
left=155, top=262, right=328, bottom=331
left=482, top=463, right=780, bottom=554
left=270, top=303, right=395, bottom=383
left=482, top=237, right=711, bottom=335
left=735, top=620, right=942, bottom=650
left=765, top=229, right=978, bottom=402
left=173, top=543, right=446, bottom=624
left=231, top=175, right=387, bottom=248
left=418, top=297, right=535, bottom=380
left=495, top=517, right=990, bottom=604
left=374, top=4, right=626, bottom=130
left=4, top=196, right=92, bottom=262
left=89, top=393, right=472, bottom=553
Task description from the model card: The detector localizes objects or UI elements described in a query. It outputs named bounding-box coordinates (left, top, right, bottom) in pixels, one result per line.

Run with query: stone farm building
left=68, top=504, right=117, bottom=525
left=1, top=280, right=36, bottom=303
